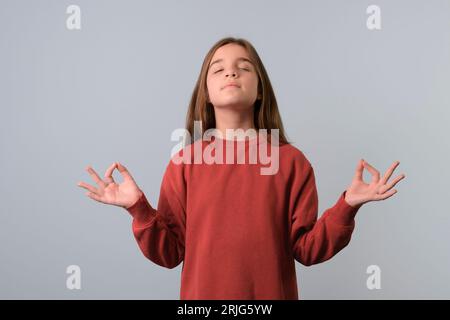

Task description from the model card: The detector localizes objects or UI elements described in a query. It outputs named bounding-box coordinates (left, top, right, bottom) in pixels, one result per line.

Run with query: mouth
left=222, top=84, right=240, bottom=89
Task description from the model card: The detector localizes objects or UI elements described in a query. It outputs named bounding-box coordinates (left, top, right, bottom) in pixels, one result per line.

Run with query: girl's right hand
left=77, top=162, right=143, bottom=209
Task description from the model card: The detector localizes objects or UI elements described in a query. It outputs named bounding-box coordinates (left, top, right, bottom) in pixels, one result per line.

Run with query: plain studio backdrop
left=0, top=0, right=449, bottom=299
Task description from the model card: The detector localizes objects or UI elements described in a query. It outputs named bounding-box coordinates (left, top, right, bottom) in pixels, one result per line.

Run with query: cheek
left=243, top=72, right=257, bottom=85
left=247, top=76, right=259, bottom=94
left=206, top=78, right=221, bottom=102
left=206, top=78, right=214, bottom=96
left=206, top=77, right=218, bottom=92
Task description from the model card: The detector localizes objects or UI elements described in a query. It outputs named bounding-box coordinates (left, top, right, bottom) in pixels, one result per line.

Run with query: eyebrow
left=209, top=57, right=254, bottom=68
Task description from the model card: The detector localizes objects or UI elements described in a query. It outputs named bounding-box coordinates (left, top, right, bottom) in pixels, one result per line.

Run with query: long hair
left=185, top=37, right=290, bottom=145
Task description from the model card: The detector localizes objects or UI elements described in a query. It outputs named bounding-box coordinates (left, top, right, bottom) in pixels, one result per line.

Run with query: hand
left=345, top=159, right=406, bottom=207
left=77, top=162, right=143, bottom=209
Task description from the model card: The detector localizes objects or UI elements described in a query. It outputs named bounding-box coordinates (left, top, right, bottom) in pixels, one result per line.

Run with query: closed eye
left=213, top=68, right=250, bottom=74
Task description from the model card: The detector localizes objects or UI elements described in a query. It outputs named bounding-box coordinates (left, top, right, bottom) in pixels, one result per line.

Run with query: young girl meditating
left=77, top=37, right=406, bottom=300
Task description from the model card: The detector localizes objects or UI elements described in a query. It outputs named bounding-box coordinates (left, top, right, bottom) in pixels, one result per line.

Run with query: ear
left=257, top=86, right=262, bottom=100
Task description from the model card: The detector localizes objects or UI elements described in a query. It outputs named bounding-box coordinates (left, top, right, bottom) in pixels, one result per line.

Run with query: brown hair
left=185, top=37, right=290, bottom=145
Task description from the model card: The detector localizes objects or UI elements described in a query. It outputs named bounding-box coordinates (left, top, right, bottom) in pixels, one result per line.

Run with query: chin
left=213, top=98, right=255, bottom=109
left=213, top=101, right=254, bottom=110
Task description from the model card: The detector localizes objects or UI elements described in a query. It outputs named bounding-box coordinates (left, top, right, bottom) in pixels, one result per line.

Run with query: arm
left=290, top=163, right=362, bottom=266
left=290, top=156, right=405, bottom=266
left=126, top=160, right=186, bottom=269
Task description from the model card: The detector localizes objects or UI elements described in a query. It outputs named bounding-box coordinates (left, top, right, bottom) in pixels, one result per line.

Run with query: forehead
left=209, top=43, right=252, bottom=65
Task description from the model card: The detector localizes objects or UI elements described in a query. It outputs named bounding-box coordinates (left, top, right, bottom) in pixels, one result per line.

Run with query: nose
left=226, top=69, right=237, bottom=78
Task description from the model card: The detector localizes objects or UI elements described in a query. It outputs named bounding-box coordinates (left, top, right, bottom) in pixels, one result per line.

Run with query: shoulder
left=165, top=138, right=208, bottom=175
left=278, top=142, right=313, bottom=170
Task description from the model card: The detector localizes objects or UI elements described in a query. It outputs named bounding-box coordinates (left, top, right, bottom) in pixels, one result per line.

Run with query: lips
left=222, top=83, right=240, bottom=89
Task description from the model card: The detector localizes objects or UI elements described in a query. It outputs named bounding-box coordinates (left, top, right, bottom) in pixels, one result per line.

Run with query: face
left=206, top=43, right=260, bottom=112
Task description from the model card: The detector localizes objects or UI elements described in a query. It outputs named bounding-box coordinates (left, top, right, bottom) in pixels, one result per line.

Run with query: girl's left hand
left=344, top=159, right=406, bottom=208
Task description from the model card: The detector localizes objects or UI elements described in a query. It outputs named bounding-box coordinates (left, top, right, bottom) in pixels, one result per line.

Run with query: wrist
left=344, top=191, right=363, bottom=208
left=125, top=189, right=144, bottom=210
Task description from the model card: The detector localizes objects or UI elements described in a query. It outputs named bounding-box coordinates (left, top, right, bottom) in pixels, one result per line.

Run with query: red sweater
left=126, top=136, right=362, bottom=299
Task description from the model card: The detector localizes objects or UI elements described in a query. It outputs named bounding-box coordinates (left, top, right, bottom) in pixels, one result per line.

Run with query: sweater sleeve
left=125, top=158, right=186, bottom=269
left=290, top=158, right=362, bottom=266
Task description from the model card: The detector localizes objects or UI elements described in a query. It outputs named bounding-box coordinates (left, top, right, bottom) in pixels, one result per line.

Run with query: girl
left=77, top=37, right=406, bottom=300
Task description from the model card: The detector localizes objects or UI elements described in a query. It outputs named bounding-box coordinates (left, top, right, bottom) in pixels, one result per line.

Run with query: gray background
left=1, top=0, right=449, bottom=299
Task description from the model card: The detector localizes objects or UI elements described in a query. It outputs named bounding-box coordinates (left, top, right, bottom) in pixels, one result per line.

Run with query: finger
left=379, top=173, right=406, bottom=193
left=86, top=166, right=107, bottom=188
left=352, top=159, right=364, bottom=182
left=104, top=162, right=117, bottom=184
left=376, top=188, right=397, bottom=201
left=380, top=161, right=400, bottom=185
left=86, top=191, right=103, bottom=202
left=77, top=181, right=99, bottom=194
left=362, top=160, right=380, bottom=183
left=117, top=162, right=135, bottom=183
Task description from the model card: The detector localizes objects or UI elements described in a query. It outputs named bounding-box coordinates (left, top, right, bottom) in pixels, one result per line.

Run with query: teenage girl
left=77, top=37, right=406, bottom=299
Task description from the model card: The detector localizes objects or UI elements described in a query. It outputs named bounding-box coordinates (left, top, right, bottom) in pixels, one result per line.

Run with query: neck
left=214, top=107, right=256, bottom=140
